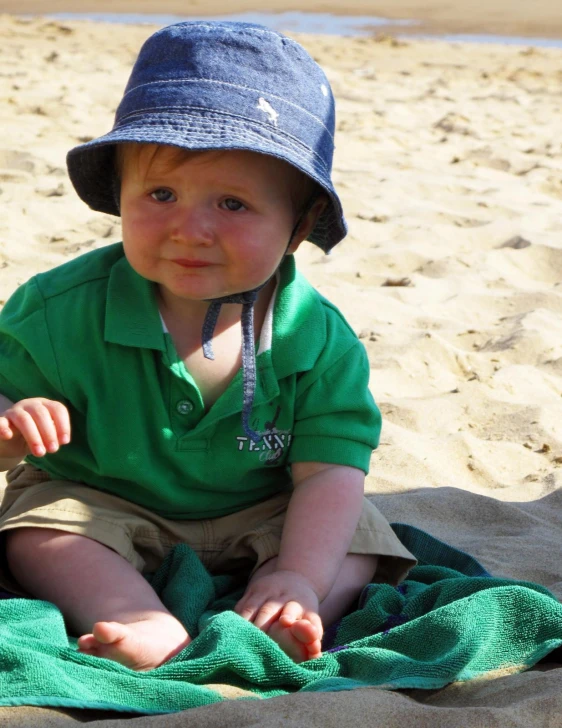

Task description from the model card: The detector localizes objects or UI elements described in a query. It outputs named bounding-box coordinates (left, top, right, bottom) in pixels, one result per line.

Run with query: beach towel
left=0, top=524, right=560, bottom=715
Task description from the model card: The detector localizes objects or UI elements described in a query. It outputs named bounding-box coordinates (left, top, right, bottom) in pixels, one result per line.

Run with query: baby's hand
left=0, top=397, right=71, bottom=459
left=235, top=570, right=323, bottom=661
left=235, top=569, right=321, bottom=633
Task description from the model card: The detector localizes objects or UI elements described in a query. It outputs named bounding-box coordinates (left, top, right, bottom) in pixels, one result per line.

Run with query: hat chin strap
left=201, top=286, right=263, bottom=443
left=201, top=196, right=316, bottom=444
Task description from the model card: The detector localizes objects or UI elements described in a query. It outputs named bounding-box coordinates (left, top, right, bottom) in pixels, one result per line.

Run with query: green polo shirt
left=0, top=243, right=381, bottom=519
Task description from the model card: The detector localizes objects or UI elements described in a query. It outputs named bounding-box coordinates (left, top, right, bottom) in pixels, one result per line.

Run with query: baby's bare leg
left=317, top=553, right=379, bottom=626
left=6, top=527, right=190, bottom=670
left=252, top=553, right=378, bottom=662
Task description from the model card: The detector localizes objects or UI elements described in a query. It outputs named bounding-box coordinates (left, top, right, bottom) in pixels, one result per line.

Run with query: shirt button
left=176, top=400, right=194, bottom=415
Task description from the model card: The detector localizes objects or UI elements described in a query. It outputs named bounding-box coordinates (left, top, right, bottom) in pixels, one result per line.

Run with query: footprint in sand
left=0, top=148, right=48, bottom=183
left=0, top=149, right=38, bottom=173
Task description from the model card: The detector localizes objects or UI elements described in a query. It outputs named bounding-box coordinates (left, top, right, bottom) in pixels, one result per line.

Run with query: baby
left=0, top=21, right=416, bottom=671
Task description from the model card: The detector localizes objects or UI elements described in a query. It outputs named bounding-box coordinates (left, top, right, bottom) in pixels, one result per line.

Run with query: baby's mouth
left=172, top=259, right=213, bottom=268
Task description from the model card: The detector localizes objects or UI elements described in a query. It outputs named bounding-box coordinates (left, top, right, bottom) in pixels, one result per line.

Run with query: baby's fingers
left=234, top=592, right=259, bottom=622
left=0, top=416, right=14, bottom=440
left=6, top=400, right=70, bottom=456
left=5, top=408, right=49, bottom=457
left=278, top=601, right=305, bottom=627
left=42, top=400, right=71, bottom=447
left=252, top=600, right=285, bottom=631
left=235, top=595, right=284, bottom=631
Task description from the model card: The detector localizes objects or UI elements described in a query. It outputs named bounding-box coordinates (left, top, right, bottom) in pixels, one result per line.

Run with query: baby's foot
left=268, top=616, right=322, bottom=663
left=77, top=615, right=190, bottom=671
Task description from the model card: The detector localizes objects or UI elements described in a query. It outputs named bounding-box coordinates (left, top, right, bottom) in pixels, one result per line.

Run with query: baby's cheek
left=245, top=247, right=286, bottom=281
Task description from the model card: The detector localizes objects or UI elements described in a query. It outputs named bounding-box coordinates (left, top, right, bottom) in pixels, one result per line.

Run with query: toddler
left=0, top=21, right=416, bottom=670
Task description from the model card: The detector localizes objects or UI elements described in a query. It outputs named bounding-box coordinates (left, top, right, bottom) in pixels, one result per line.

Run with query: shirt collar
left=103, top=250, right=327, bottom=371
left=104, top=254, right=165, bottom=350
left=271, top=255, right=327, bottom=378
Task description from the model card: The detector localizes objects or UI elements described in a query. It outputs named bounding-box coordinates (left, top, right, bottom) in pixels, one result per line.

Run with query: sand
left=1, top=0, right=562, bottom=39
left=0, top=9, right=562, bottom=726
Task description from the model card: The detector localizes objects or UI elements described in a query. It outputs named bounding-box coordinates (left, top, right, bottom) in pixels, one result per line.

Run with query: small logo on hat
left=257, top=97, right=279, bottom=126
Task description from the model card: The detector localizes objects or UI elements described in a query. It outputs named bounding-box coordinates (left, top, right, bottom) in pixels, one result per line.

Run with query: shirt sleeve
left=288, top=337, right=381, bottom=474
left=0, top=277, right=66, bottom=404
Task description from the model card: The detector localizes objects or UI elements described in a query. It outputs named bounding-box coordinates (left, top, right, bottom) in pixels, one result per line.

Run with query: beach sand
left=0, top=8, right=562, bottom=726
left=1, top=0, right=562, bottom=39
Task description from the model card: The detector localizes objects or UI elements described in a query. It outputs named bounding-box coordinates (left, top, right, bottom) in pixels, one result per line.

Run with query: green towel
left=0, top=524, right=560, bottom=715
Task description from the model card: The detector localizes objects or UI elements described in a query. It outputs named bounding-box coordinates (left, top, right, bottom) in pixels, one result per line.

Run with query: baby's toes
left=290, top=619, right=322, bottom=659
left=77, top=633, right=99, bottom=652
left=78, top=634, right=100, bottom=655
left=268, top=620, right=310, bottom=662
left=92, top=620, right=129, bottom=645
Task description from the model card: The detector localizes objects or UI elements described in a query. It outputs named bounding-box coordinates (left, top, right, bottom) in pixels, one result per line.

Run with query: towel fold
left=0, top=524, right=560, bottom=715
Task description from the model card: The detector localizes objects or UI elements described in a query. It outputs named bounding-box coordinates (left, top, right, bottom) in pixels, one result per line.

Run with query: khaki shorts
left=0, top=463, right=417, bottom=596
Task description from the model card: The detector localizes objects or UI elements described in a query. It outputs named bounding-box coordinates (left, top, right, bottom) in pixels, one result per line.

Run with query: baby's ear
left=288, top=194, right=329, bottom=253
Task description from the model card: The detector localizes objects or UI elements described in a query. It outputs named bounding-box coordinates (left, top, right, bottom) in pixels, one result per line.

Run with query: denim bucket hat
left=66, top=20, right=347, bottom=253
left=66, top=21, right=348, bottom=443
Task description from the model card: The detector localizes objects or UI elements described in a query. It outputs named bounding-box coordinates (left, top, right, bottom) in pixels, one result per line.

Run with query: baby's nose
left=171, top=206, right=214, bottom=245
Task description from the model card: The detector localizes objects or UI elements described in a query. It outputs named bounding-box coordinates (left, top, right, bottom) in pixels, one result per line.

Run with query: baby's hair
left=114, top=142, right=323, bottom=220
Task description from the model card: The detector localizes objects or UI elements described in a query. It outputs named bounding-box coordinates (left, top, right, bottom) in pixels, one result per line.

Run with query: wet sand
left=1, top=0, right=562, bottom=39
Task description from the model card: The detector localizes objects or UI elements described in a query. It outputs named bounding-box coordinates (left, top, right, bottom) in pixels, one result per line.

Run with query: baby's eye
left=150, top=188, right=176, bottom=203
left=220, top=198, right=246, bottom=212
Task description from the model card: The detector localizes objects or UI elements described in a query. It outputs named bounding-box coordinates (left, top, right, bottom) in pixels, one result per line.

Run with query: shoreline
left=1, top=0, right=562, bottom=40
left=8, top=12, right=562, bottom=48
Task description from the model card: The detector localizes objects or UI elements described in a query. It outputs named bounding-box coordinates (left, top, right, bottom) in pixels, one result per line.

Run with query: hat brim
left=66, top=112, right=347, bottom=253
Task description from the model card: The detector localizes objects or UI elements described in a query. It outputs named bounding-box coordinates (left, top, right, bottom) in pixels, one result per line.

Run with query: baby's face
left=119, top=145, right=308, bottom=305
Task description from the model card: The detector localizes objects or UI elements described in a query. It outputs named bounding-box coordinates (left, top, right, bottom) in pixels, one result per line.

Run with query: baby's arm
left=0, top=394, right=71, bottom=471
left=235, top=462, right=365, bottom=635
